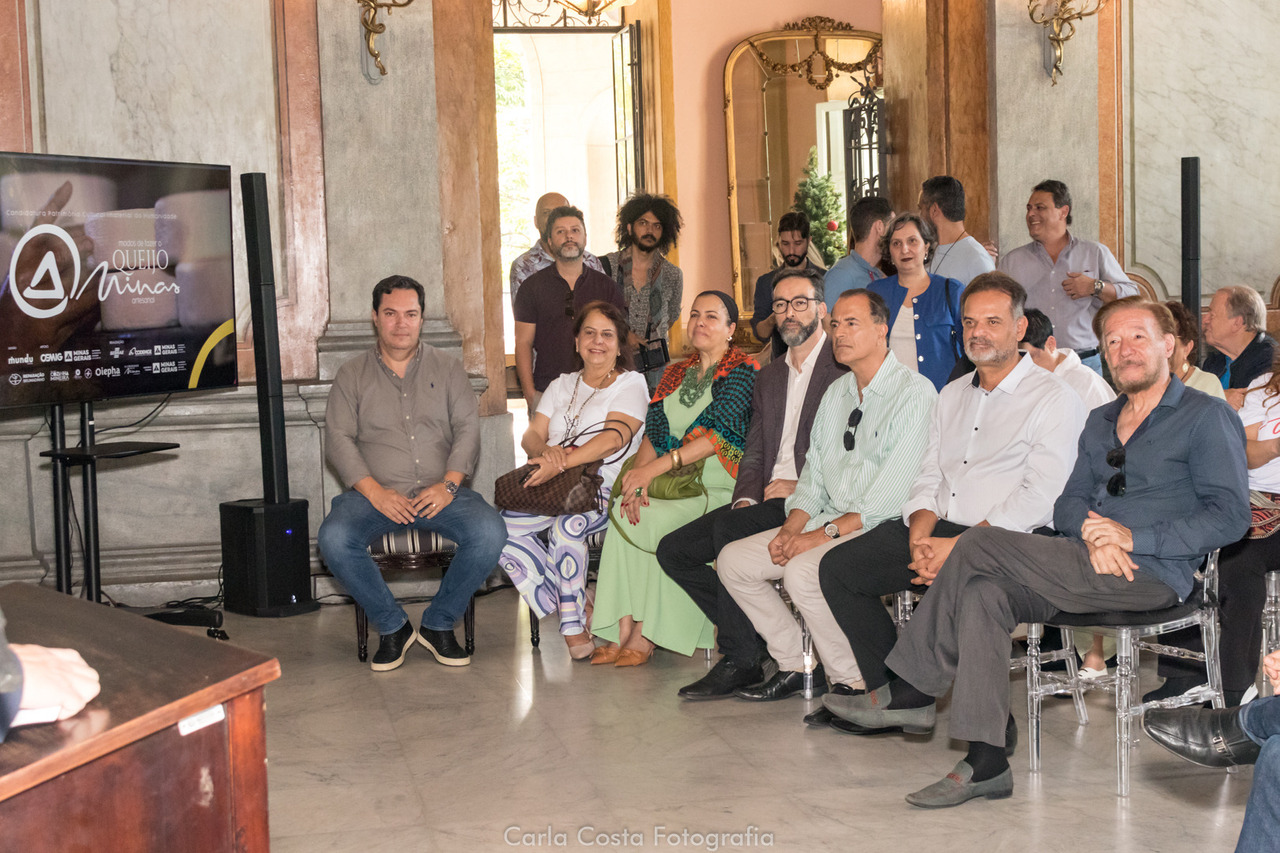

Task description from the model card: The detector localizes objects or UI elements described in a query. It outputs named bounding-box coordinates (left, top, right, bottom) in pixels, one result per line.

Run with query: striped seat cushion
left=365, top=527, right=606, bottom=557
left=367, top=529, right=458, bottom=556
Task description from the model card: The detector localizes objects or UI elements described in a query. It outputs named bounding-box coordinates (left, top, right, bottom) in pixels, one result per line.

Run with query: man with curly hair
left=604, top=193, right=685, bottom=389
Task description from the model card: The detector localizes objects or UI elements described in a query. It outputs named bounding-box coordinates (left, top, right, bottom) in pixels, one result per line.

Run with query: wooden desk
left=0, top=584, right=280, bottom=852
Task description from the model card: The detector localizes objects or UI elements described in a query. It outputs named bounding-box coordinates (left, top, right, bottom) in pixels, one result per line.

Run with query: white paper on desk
left=178, top=703, right=226, bottom=736
left=11, top=705, right=61, bottom=727
left=1259, top=417, right=1280, bottom=440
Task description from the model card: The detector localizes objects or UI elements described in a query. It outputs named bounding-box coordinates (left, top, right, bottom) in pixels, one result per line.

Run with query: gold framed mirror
left=724, top=17, right=882, bottom=324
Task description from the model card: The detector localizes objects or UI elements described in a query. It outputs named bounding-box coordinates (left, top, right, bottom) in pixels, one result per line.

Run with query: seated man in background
left=817, top=274, right=1084, bottom=730
left=1202, top=284, right=1277, bottom=409
left=1144, top=649, right=1280, bottom=853
left=658, top=269, right=846, bottom=699
left=1020, top=307, right=1116, bottom=412
left=320, top=275, right=507, bottom=672
left=717, top=289, right=936, bottom=706
left=827, top=297, right=1248, bottom=807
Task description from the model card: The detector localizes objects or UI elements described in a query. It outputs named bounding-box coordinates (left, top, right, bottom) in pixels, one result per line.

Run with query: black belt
left=1076, top=347, right=1099, bottom=360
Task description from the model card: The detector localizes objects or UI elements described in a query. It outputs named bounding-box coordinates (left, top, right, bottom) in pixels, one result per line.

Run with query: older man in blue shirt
left=826, top=296, right=1249, bottom=808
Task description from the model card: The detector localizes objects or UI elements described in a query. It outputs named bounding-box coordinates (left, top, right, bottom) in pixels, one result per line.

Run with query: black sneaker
left=370, top=621, right=416, bottom=672
left=417, top=627, right=471, bottom=667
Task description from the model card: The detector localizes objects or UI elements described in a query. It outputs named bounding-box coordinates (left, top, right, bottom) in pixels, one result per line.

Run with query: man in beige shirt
left=319, top=275, right=506, bottom=672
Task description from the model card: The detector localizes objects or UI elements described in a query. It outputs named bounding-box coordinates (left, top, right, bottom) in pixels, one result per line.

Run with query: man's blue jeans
left=1237, top=696, right=1280, bottom=852
left=317, top=486, right=506, bottom=636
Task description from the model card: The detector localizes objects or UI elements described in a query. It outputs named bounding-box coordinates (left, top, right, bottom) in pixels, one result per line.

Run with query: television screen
left=0, top=151, right=237, bottom=409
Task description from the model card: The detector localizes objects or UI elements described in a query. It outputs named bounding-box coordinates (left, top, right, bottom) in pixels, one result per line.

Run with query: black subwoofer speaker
left=220, top=498, right=317, bottom=616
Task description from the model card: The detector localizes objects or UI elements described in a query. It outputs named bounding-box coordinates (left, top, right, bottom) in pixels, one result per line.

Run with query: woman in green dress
left=591, top=290, right=758, bottom=666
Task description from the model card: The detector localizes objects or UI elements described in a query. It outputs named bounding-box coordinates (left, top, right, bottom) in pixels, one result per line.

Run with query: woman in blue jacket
left=867, top=213, right=965, bottom=390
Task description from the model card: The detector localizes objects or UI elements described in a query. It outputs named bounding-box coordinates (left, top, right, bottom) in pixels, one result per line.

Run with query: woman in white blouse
left=498, top=302, right=648, bottom=659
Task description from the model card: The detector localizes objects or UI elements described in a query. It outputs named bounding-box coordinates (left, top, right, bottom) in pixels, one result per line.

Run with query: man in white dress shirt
left=717, top=289, right=936, bottom=706
left=997, top=179, right=1138, bottom=374
left=1019, top=308, right=1116, bottom=412
left=815, top=272, right=1086, bottom=730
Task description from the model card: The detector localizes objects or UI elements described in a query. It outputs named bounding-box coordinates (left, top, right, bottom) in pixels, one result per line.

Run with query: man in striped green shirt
left=718, top=289, right=937, bottom=704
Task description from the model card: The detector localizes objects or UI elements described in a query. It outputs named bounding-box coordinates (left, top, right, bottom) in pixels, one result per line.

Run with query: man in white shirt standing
left=920, top=176, right=994, bottom=286
left=817, top=273, right=1086, bottom=730
left=1019, top=308, right=1116, bottom=412
left=997, top=179, right=1138, bottom=374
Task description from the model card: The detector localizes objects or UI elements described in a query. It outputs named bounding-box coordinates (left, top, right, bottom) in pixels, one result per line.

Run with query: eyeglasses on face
left=843, top=408, right=863, bottom=452
left=772, top=296, right=814, bottom=315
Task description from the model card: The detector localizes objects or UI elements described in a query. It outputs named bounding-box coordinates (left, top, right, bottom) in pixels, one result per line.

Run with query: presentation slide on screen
left=0, top=152, right=237, bottom=409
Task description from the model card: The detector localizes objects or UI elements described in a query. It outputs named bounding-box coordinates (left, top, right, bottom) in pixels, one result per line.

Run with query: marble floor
left=216, top=593, right=1253, bottom=853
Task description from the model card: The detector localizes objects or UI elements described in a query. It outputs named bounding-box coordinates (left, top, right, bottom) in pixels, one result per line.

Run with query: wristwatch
left=824, top=522, right=841, bottom=540
left=1093, top=279, right=1107, bottom=296
left=443, top=479, right=459, bottom=496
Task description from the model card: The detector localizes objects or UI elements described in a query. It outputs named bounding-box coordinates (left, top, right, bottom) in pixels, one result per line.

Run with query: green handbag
left=606, top=452, right=709, bottom=553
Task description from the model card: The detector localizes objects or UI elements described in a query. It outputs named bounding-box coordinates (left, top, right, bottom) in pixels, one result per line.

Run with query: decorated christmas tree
left=792, top=146, right=846, bottom=268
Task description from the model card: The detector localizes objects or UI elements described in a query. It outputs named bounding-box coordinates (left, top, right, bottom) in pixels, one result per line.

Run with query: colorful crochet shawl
left=646, top=346, right=758, bottom=478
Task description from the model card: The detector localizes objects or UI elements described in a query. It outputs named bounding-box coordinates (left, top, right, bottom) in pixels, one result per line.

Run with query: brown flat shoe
left=614, top=647, right=654, bottom=667
left=590, top=645, right=621, bottom=665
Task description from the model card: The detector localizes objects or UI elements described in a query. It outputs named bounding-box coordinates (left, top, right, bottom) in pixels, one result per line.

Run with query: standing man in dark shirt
left=826, top=296, right=1249, bottom=808
left=514, top=205, right=626, bottom=409
left=1202, top=284, right=1277, bottom=409
left=751, top=211, right=824, bottom=359
left=319, top=275, right=507, bottom=672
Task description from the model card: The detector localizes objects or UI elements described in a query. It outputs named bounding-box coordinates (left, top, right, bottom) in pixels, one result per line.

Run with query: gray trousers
left=885, top=527, right=1178, bottom=746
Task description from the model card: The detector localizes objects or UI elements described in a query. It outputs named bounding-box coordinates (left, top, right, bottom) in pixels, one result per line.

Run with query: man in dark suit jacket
left=658, top=268, right=847, bottom=699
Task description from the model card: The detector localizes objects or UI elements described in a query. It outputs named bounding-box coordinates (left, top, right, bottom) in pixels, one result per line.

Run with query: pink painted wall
left=668, top=2, right=882, bottom=314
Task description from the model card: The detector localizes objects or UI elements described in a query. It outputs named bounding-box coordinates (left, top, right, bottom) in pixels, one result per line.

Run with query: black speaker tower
left=220, top=172, right=319, bottom=617
left=1181, top=156, right=1201, bottom=313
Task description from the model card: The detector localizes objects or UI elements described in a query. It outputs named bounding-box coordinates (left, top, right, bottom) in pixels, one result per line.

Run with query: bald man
left=509, top=192, right=605, bottom=306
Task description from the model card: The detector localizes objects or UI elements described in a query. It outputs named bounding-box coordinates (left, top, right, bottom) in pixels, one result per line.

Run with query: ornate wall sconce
left=1028, top=0, right=1107, bottom=85
left=359, top=0, right=414, bottom=76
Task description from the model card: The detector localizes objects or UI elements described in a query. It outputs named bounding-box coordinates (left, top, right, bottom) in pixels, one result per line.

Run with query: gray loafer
left=905, top=760, right=1013, bottom=808
left=822, top=683, right=935, bottom=734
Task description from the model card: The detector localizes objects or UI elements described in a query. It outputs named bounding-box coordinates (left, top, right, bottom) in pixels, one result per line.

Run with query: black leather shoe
left=678, top=657, right=765, bottom=700
left=733, top=666, right=826, bottom=702
left=804, top=682, right=862, bottom=726
left=416, top=627, right=471, bottom=667
left=370, top=621, right=416, bottom=672
left=1143, top=706, right=1261, bottom=768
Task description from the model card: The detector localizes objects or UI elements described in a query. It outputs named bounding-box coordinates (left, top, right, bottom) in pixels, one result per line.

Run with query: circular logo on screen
left=7, top=374, right=20, bottom=386
left=7, top=224, right=81, bottom=320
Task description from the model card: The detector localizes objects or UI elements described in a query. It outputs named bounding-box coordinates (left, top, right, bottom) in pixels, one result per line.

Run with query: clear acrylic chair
left=774, top=580, right=817, bottom=698
left=1264, top=569, right=1280, bottom=656
left=1025, top=549, right=1224, bottom=796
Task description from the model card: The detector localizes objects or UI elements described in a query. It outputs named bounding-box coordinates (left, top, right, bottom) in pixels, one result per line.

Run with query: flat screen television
left=0, top=151, right=237, bottom=409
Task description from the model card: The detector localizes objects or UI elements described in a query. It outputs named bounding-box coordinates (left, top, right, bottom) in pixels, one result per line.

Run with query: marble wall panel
left=1128, top=1, right=1280, bottom=299
left=989, top=0, right=1099, bottom=250
left=34, top=0, right=285, bottom=339
left=315, top=0, right=444, bottom=324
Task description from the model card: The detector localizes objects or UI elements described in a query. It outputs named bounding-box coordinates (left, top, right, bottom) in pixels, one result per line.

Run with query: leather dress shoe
left=1143, top=706, right=1261, bottom=768
left=823, top=683, right=935, bottom=734
left=905, top=760, right=1013, bottom=808
left=733, top=665, right=826, bottom=702
left=416, top=627, right=471, bottom=667
left=678, top=657, right=765, bottom=700
left=370, top=621, right=416, bottom=672
left=804, top=682, right=862, bottom=726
